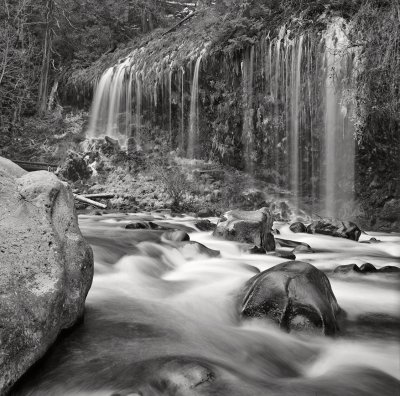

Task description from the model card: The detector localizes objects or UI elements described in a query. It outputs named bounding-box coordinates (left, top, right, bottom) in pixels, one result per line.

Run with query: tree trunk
left=38, top=0, right=54, bottom=116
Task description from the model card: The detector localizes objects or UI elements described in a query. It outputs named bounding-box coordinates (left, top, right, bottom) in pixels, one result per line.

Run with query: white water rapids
left=13, top=214, right=400, bottom=395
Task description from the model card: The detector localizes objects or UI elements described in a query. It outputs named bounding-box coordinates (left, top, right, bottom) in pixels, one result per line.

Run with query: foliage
left=148, top=158, right=193, bottom=209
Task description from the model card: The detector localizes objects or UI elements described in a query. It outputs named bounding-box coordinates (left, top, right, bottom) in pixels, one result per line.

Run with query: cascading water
left=85, top=20, right=355, bottom=216
left=322, top=21, right=355, bottom=218
left=249, top=18, right=356, bottom=217
left=242, top=46, right=255, bottom=172
left=187, top=54, right=203, bottom=158
left=13, top=213, right=400, bottom=395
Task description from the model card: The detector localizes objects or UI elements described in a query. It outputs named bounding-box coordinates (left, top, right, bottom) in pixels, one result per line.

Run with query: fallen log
left=73, top=194, right=107, bottom=209
left=83, top=193, right=115, bottom=199
left=12, top=160, right=58, bottom=172
left=161, top=11, right=198, bottom=36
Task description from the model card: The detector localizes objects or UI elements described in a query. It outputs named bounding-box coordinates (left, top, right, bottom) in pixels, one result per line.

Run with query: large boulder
left=306, top=219, right=361, bottom=241
left=239, top=261, right=343, bottom=336
left=0, top=160, right=93, bottom=394
left=213, top=208, right=275, bottom=251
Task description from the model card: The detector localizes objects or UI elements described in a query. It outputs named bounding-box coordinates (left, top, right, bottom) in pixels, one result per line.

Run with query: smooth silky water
left=13, top=214, right=400, bottom=395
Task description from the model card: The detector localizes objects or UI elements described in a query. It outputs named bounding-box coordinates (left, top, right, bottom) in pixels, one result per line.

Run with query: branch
left=161, top=11, right=198, bottom=37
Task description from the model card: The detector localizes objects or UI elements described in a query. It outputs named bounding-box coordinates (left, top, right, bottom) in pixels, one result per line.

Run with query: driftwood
left=74, top=194, right=107, bottom=209
left=83, top=193, right=115, bottom=199
left=13, top=160, right=58, bottom=172
left=161, top=11, right=198, bottom=36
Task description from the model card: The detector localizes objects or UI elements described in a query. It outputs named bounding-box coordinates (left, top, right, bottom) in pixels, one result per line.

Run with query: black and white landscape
left=0, top=1, right=399, bottom=395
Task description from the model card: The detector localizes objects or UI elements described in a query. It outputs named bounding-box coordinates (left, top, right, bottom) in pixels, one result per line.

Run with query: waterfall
left=84, top=20, right=355, bottom=217
left=322, top=21, right=355, bottom=217
left=180, top=66, right=185, bottom=152
left=242, top=46, right=255, bottom=172
left=187, top=54, right=203, bottom=159
left=135, top=71, right=142, bottom=147
left=249, top=19, right=356, bottom=217
left=289, top=35, right=304, bottom=210
left=87, top=68, right=114, bottom=140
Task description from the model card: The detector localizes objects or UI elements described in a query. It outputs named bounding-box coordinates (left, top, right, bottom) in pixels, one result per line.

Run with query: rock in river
left=0, top=159, right=93, bottom=394
left=213, top=207, right=275, bottom=251
left=289, top=221, right=307, bottom=233
left=239, top=261, right=343, bottom=336
left=306, top=219, right=361, bottom=241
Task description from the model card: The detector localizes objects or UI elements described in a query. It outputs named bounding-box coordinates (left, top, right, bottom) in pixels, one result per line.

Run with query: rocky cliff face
left=0, top=157, right=93, bottom=395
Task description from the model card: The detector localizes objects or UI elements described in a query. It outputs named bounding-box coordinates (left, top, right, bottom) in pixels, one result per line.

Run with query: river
left=12, top=213, right=400, bottom=396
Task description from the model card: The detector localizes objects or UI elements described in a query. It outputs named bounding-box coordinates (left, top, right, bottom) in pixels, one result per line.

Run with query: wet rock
left=306, top=219, right=361, bottom=241
left=248, top=246, right=266, bottom=254
left=275, top=238, right=313, bottom=253
left=360, top=263, right=377, bottom=273
left=360, top=237, right=381, bottom=244
left=334, top=264, right=362, bottom=274
left=161, top=230, right=190, bottom=242
left=0, top=159, right=93, bottom=394
left=176, top=241, right=220, bottom=260
left=293, top=244, right=314, bottom=254
left=194, top=219, right=216, bottom=231
left=239, top=261, right=343, bottom=336
left=213, top=207, right=275, bottom=252
left=152, top=359, right=214, bottom=393
left=125, top=221, right=149, bottom=230
left=290, top=222, right=307, bottom=233
left=148, top=221, right=174, bottom=230
left=275, top=251, right=296, bottom=260
left=379, top=266, right=400, bottom=273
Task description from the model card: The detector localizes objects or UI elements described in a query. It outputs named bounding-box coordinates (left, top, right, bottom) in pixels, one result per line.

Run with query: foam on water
left=13, top=214, right=400, bottom=395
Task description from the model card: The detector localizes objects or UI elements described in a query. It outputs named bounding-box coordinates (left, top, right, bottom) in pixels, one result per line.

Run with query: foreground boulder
left=239, top=261, right=343, bottom=335
left=306, top=219, right=361, bottom=241
left=213, top=208, right=275, bottom=251
left=0, top=160, right=93, bottom=394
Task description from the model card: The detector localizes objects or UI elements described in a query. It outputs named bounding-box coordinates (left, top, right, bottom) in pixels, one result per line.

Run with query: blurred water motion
left=13, top=213, right=400, bottom=396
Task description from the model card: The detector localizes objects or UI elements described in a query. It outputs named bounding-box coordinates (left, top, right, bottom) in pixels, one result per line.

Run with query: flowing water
left=13, top=214, right=400, bottom=396
left=85, top=19, right=356, bottom=217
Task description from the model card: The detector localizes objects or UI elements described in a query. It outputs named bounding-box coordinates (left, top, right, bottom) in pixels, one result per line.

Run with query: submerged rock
left=161, top=230, right=190, bottom=242
left=275, top=251, right=296, bottom=260
left=275, top=238, right=314, bottom=253
left=334, top=264, right=362, bottom=274
left=306, top=219, right=361, bottom=241
left=360, top=237, right=381, bottom=244
left=213, top=207, right=275, bottom=251
left=176, top=241, right=220, bottom=260
left=0, top=159, right=93, bottom=394
left=239, top=261, right=343, bottom=336
left=290, top=222, right=307, bottom=233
